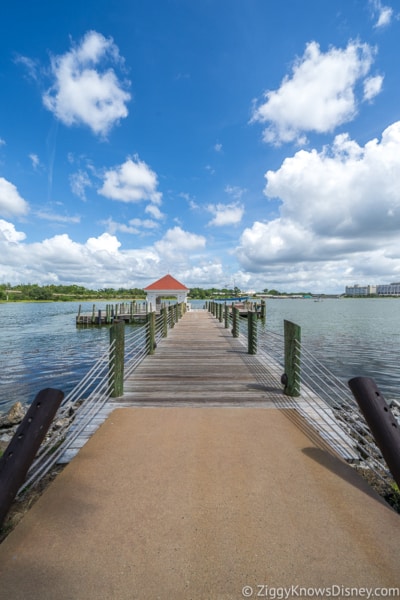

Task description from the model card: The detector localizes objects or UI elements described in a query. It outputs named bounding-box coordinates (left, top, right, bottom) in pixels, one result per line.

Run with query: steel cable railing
left=21, top=340, right=117, bottom=491
left=19, top=309, right=183, bottom=493
left=255, top=322, right=394, bottom=484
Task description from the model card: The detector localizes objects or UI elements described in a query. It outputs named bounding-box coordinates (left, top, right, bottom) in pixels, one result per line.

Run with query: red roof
left=144, top=274, right=189, bottom=291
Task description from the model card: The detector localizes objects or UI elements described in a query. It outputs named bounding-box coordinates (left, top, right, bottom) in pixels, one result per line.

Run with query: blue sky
left=1, top=0, right=399, bottom=293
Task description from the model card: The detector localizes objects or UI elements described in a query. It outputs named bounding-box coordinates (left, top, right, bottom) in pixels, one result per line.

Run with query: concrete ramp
left=0, top=407, right=399, bottom=599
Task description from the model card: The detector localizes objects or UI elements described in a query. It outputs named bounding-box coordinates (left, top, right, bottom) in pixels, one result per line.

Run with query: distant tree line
left=0, top=284, right=146, bottom=302
left=0, top=283, right=313, bottom=302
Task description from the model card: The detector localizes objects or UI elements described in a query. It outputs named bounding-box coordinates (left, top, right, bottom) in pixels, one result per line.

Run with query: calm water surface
left=1, top=298, right=399, bottom=414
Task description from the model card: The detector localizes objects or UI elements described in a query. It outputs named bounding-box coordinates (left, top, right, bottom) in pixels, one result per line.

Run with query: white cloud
left=29, top=153, right=40, bottom=169
left=0, top=224, right=209, bottom=288
left=236, top=121, right=400, bottom=289
left=251, top=41, right=377, bottom=145
left=207, top=202, right=244, bottom=226
left=0, top=220, right=26, bottom=243
left=102, top=217, right=159, bottom=235
left=0, top=138, right=5, bottom=146
left=370, top=0, right=393, bottom=27
left=86, top=232, right=121, bottom=254
left=98, top=156, right=162, bottom=205
left=43, top=31, right=131, bottom=136
left=145, top=204, right=164, bottom=220
left=36, top=211, right=81, bottom=224
left=214, top=143, right=223, bottom=152
left=363, top=75, right=384, bottom=101
left=70, top=170, right=92, bottom=200
left=225, top=185, right=246, bottom=200
left=14, top=55, right=39, bottom=81
left=154, top=226, right=206, bottom=259
left=0, top=177, right=29, bottom=217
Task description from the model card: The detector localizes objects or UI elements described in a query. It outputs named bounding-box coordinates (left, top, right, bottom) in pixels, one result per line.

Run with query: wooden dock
left=60, top=309, right=358, bottom=463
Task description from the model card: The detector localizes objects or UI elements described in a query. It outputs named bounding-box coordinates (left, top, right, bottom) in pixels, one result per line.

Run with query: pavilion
left=143, top=274, right=189, bottom=310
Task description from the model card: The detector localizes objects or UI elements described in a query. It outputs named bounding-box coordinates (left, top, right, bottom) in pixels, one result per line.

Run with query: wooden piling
left=283, top=320, right=301, bottom=397
left=247, top=310, right=257, bottom=355
left=109, top=321, right=125, bottom=397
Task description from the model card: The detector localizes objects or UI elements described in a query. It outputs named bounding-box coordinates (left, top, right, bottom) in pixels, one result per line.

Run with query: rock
left=0, top=402, right=26, bottom=429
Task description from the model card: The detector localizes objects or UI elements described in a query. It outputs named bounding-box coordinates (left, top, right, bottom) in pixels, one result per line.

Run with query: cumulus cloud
left=0, top=223, right=210, bottom=288
left=207, top=202, right=244, bottom=226
left=98, top=156, right=162, bottom=206
left=154, top=226, right=206, bottom=259
left=0, top=220, right=26, bottom=243
left=43, top=31, right=131, bottom=136
left=237, top=121, right=400, bottom=286
left=251, top=41, right=378, bottom=145
left=0, top=177, right=29, bottom=217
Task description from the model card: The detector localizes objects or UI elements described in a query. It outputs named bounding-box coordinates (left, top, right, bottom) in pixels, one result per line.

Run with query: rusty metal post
left=348, top=377, right=400, bottom=489
left=0, top=388, right=64, bottom=526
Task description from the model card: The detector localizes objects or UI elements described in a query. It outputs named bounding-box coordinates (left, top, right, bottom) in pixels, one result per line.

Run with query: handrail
left=19, top=303, right=186, bottom=494
left=211, top=302, right=398, bottom=489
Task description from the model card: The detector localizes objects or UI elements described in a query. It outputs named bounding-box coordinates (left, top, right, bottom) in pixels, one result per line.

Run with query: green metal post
left=283, top=320, right=301, bottom=397
left=161, top=307, right=168, bottom=337
left=218, top=303, right=223, bottom=323
left=175, top=303, right=179, bottom=323
left=247, top=310, right=257, bottom=354
left=147, top=312, right=156, bottom=355
left=169, top=305, right=174, bottom=328
left=232, top=306, right=239, bottom=338
left=110, top=320, right=125, bottom=397
left=224, top=303, right=229, bottom=328
left=260, top=299, right=266, bottom=321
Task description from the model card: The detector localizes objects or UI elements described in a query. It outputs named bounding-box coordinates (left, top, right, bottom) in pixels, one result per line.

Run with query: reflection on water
left=1, top=298, right=400, bottom=414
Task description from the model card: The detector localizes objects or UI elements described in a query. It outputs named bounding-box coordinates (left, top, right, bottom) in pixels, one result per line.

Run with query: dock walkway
left=0, top=311, right=399, bottom=598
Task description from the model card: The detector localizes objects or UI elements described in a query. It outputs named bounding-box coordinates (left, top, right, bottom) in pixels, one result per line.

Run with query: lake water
left=1, top=298, right=399, bottom=415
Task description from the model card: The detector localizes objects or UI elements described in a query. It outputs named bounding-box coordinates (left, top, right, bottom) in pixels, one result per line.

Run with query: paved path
left=0, top=312, right=399, bottom=599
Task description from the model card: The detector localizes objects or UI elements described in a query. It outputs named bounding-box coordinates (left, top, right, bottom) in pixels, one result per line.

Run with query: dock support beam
left=110, top=320, right=125, bottom=397
left=283, top=320, right=301, bottom=397
left=348, top=377, right=400, bottom=489
left=224, top=303, right=229, bottom=328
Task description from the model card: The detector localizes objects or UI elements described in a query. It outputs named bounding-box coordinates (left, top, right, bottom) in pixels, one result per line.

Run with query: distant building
left=376, top=282, right=400, bottom=296
left=345, top=284, right=376, bottom=296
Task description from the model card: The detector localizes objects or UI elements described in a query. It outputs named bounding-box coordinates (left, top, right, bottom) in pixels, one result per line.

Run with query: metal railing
left=213, top=302, right=399, bottom=491
left=20, top=304, right=186, bottom=493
